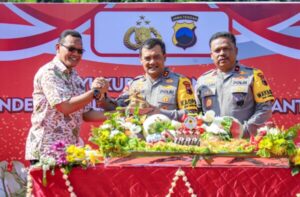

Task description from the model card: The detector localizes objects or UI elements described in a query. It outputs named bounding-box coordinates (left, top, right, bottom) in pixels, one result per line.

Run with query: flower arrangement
left=39, top=140, right=102, bottom=173
left=90, top=108, right=145, bottom=157
left=28, top=141, right=102, bottom=197
left=254, top=126, right=297, bottom=158
left=245, top=123, right=300, bottom=175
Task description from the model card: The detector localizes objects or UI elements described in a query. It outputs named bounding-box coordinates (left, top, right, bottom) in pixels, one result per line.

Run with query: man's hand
left=146, top=106, right=161, bottom=115
left=91, top=77, right=109, bottom=100
left=139, top=107, right=158, bottom=115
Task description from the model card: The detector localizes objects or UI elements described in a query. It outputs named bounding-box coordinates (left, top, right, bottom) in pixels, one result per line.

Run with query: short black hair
left=139, top=38, right=166, bottom=56
left=209, top=31, right=236, bottom=47
left=58, top=29, right=82, bottom=44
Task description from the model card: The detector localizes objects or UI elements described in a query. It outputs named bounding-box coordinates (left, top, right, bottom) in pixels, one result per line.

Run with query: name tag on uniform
left=160, top=89, right=175, bottom=94
left=231, top=86, right=247, bottom=93
left=232, top=78, right=248, bottom=86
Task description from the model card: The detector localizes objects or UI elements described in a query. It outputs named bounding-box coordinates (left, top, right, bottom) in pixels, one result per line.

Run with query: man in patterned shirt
left=25, top=30, right=108, bottom=164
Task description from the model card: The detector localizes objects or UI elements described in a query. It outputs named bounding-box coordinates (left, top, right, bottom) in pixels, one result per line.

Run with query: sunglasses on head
left=60, top=43, right=85, bottom=54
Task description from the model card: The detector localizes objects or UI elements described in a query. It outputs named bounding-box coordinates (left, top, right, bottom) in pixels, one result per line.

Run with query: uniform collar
left=217, top=62, right=238, bottom=80
left=145, top=67, right=170, bottom=83
left=162, top=67, right=170, bottom=78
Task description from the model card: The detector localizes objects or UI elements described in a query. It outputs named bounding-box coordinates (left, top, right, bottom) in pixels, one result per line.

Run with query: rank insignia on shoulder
left=234, top=65, right=240, bottom=72
left=163, top=70, right=169, bottom=77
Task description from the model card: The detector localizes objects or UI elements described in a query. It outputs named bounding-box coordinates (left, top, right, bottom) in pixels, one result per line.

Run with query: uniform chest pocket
left=231, top=86, right=248, bottom=107
left=199, top=86, right=216, bottom=110
left=157, top=94, right=176, bottom=104
left=200, top=86, right=216, bottom=98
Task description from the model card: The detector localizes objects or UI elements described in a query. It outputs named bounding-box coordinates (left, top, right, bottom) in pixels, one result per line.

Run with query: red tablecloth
left=30, top=164, right=300, bottom=197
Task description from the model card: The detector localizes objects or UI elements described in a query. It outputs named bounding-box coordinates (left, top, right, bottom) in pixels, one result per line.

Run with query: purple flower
left=48, top=140, right=68, bottom=166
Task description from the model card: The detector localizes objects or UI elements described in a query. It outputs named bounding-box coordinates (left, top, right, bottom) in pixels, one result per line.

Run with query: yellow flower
left=66, top=145, right=86, bottom=162
left=66, top=145, right=76, bottom=154
left=66, top=155, right=75, bottom=163
left=293, top=149, right=300, bottom=165
left=81, top=160, right=87, bottom=165
left=258, top=138, right=273, bottom=150
left=271, top=145, right=286, bottom=156
left=75, top=148, right=85, bottom=160
left=271, top=139, right=286, bottom=156
left=89, top=154, right=96, bottom=165
left=86, top=151, right=99, bottom=165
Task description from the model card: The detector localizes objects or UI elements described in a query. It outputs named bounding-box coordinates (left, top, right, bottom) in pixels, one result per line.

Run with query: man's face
left=56, top=35, right=83, bottom=69
left=210, top=37, right=238, bottom=72
left=140, top=45, right=166, bottom=80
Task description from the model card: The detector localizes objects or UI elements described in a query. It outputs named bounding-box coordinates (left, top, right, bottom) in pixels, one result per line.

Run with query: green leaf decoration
left=192, top=155, right=200, bottom=168
left=291, top=166, right=300, bottom=176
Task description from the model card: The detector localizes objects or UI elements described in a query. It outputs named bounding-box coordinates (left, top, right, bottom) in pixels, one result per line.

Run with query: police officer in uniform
left=116, top=38, right=197, bottom=120
left=195, top=32, right=274, bottom=137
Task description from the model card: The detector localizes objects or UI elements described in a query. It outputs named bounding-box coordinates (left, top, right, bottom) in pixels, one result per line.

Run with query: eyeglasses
left=60, top=43, right=85, bottom=54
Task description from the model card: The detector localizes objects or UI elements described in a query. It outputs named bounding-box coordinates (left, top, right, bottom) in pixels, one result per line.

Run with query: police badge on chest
left=232, top=78, right=248, bottom=107
left=233, top=93, right=246, bottom=107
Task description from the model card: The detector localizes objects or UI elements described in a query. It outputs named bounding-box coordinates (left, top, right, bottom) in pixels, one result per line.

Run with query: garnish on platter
left=200, top=110, right=243, bottom=141
left=89, top=107, right=300, bottom=174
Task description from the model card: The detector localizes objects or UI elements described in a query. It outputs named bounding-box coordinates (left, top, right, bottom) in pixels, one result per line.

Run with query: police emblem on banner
left=171, top=14, right=198, bottom=50
left=123, top=16, right=162, bottom=51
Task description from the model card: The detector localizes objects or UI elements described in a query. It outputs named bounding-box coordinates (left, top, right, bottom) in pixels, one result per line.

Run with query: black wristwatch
left=93, top=89, right=101, bottom=100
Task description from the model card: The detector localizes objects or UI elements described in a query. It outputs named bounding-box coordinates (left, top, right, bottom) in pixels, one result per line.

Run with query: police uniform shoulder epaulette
left=238, top=65, right=254, bottom=75
left=238, top=64, right=253, bottom=71
left=132, top=75, right=145, bottom=81
left=129, top=75, right=145, bottom=86
left=252, top=67, right=261, bottom=72
left=202, top=69, right=216, bottom=76
left=170, top=71, right=184, bottom=78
